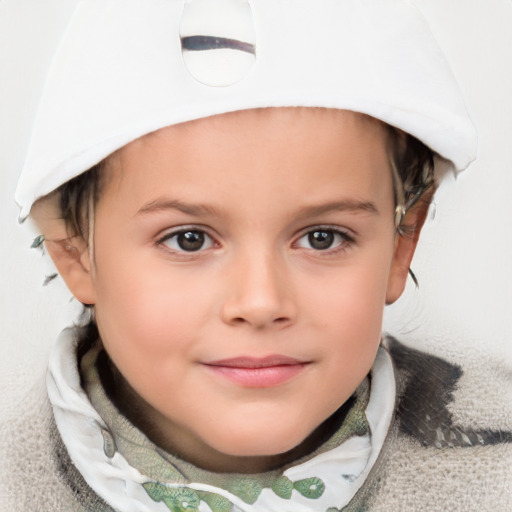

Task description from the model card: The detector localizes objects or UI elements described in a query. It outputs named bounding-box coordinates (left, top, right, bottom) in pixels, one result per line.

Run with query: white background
left=1, top=0, right=511, bottom=416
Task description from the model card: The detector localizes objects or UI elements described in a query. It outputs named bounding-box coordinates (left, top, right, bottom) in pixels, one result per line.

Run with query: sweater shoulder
left=385, top=336, right=512, bottom=447
left=0, top=382, right=112, bottom=512
left=350, top=337, right=512, bottom=512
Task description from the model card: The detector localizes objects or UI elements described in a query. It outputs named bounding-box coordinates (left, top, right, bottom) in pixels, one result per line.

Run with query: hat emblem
left=180, top=0, right=257, bottom=87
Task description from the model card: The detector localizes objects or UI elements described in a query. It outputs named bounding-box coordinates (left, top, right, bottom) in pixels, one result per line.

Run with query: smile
left=202, top=356, right=310, bottom=388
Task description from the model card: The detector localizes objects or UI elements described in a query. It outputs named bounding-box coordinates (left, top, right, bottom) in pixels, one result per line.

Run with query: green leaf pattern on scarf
left=293, top=477, right=325, bottom=499
left=270, top=475, right=294, bottom=499
left=143, top=473, right=326, bottom=511
left=143, top=483, right=200, bottom=511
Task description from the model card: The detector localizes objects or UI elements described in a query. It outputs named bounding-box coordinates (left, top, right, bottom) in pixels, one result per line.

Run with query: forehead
left=143, top=107, right=388, bottom=152
left=100, top=108, right=392, bottom=211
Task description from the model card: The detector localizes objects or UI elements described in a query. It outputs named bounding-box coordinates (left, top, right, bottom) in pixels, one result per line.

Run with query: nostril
left=228, top=315, right=290, bottom=327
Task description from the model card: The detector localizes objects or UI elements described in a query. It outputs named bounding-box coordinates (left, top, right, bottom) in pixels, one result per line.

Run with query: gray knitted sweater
left=1, top=338, right=511, bottom=512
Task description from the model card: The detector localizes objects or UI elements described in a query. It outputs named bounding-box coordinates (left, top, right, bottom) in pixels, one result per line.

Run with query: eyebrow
left=137, top=198, right=378, bottom=218
left=296, top=200, right=379, bottom=218
left=137, top=199, right=221, bottom=217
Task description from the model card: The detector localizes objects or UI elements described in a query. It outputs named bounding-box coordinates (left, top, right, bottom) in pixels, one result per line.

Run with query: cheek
left=301, top=248, right=393, bottom=365
left=92, top=250, right=216, bottom=365
left=306, top=250, right=392, bottom=322
left=92, top=271, right=211, bottom=413
left=102, top=286, right=183, bottom=339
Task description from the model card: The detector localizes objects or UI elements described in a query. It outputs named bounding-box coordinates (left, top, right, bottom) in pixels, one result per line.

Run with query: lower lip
left=204, top=364, right=308, bottom=388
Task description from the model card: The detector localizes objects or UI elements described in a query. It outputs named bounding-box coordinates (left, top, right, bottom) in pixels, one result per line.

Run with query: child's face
left=80, top=108, right=402, bottom=471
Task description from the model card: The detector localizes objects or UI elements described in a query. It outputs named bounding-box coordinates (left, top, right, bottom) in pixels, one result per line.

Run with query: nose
left=220, top=251, right=296, bottom=329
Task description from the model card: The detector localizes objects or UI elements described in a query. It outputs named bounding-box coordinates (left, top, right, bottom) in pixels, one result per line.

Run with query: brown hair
left=58, top=163, right=103, bottom=240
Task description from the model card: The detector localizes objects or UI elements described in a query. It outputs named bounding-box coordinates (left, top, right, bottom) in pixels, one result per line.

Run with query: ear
left=386, top=188, right=434, bottom=304
left=45, top=237, right=96, bottom=305
left=31, top=195, right=96, bottom=305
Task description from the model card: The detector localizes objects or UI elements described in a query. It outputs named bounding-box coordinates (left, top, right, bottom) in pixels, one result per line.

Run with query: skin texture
left=36, top=108, right=429, bottom=473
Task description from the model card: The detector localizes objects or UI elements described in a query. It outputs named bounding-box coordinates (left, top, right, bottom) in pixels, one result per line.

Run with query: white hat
left=15, top=0, right=477, bottom=219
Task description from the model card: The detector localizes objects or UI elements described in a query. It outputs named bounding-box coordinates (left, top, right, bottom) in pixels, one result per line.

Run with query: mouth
left=202, top=356, right=310, bottom=388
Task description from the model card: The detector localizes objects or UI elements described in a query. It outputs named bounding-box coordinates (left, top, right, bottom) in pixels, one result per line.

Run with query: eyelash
left=155, top=225, right=356, bottom=256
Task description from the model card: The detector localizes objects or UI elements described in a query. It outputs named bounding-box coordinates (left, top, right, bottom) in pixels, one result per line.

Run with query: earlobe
left=386, top=189, right=434, bottom=304
left=45, top=237, right=96, bottom=305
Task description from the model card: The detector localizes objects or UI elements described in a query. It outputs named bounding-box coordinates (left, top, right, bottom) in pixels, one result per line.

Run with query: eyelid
left=293, top=224, right=355, bottom=241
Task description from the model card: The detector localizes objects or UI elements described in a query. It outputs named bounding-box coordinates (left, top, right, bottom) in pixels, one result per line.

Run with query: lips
left=202, top=355, right=309, bottom=388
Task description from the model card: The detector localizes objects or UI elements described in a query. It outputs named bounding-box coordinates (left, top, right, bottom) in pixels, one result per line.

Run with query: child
left=4, top=0, right=511, bottom=511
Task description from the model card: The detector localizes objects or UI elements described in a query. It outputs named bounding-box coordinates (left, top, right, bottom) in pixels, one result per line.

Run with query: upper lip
left=203, top=355, right=308, bottom=369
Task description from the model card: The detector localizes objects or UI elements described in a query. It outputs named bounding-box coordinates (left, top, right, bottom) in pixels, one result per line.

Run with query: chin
left=206, top=422, right=310, bottom=458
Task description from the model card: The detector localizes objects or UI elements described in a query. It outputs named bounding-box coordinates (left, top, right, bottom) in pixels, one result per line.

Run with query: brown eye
left=296, top=228, right=352, bottom=252
left=161, top=230, right=214, bottom=252
left=308, top=230, right=335, bottom=250
left=178, top=231, right=205, bottom=251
